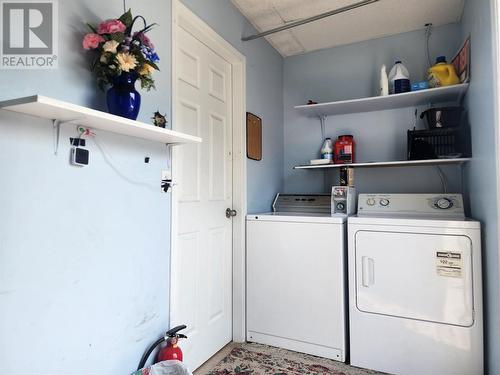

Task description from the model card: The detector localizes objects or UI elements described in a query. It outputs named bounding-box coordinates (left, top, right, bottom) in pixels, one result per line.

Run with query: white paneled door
left=171, top=24, right=233, bottom=371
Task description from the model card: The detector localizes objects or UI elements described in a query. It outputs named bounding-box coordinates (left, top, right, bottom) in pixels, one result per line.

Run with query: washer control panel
left=358, top=194, right=465, bottom=218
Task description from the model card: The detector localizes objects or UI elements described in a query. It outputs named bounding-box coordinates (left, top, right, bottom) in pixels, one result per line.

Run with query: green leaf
left=146, top=60, right=160, bottom=71
left=97, top=78, right=107, bottom=91
left=111, top=32, right=125, bottom=43
left=86, top=23, right=98, bottom=33
left=140, top=75, right=156, bottom=91
left=131, top=15, right=147, bottom=32
left=139, top=23, right=158, bottom=34
left=119, top=9, right=133, bottom=28
left=90, top=56, right=100, bottom=71
left=134, top=52, right=146, bottom=64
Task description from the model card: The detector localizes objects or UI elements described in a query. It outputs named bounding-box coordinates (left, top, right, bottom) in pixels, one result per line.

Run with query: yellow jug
left=428, top=56, right=460, bottom=88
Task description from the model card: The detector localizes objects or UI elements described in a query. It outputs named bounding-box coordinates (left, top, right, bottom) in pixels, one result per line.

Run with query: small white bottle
left=380, top=64, right=389, bottom=96
left=321, top=138, right=333, bottom=161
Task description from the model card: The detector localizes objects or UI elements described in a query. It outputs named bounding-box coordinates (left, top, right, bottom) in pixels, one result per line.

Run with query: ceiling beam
left=241, top=0, right=381, bottom=42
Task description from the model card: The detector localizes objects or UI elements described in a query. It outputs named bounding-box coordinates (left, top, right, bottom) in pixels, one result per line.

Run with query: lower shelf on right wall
left=293, top=158, right=472, bottom=170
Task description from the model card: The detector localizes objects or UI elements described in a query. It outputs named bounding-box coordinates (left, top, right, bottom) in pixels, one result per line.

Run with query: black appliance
left=420, top=107, right=464, bottom=129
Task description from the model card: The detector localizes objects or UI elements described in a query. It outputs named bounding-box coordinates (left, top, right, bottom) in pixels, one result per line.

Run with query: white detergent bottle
left=321, top=138, right=333, bottom=161
left=380, top=64, right=389, bottom=96
left=388, top=61, right=410, bottom=94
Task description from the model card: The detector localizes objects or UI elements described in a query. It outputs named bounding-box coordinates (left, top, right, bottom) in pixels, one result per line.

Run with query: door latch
left=226, top=208, right=237, bottom=218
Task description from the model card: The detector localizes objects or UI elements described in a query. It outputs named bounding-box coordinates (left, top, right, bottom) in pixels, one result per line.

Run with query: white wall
left=0, top=0, right=283, bottom=373
left=283, top=24, right=463, bottom=195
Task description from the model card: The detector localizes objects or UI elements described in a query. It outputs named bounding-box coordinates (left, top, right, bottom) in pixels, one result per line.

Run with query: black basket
left=407, top=126, right=471, bottom=160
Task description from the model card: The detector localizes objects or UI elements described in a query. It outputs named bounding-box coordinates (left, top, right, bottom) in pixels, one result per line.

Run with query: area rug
left=205, top=343, right=385, bottom=375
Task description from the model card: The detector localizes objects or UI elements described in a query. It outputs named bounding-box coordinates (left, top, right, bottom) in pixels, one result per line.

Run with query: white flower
left=103, top=40, right=119, bottom=54
left=116, top=52, right=138, bottom=72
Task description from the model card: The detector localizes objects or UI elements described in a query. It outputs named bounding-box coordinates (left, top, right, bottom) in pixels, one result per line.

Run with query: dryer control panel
left=357, top=194, right=465, bottom=218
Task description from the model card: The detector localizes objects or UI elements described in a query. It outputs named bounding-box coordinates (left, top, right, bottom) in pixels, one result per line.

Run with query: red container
left=334, top=135, right=355, bottom=164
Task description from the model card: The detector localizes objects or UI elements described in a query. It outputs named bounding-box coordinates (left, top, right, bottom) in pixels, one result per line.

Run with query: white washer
left=348, top=194, right=483, bottom=375
left=247, top=194, right=347, bottom=361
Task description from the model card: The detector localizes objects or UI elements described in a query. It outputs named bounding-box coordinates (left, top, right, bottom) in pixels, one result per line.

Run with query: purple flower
left=141, top=47, right=159, bottom=63
left=150, top=52, right=160, bottom=63
left=134, top=32, right=155, bottom=49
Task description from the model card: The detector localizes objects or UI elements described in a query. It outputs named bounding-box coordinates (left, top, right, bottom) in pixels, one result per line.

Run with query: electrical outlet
left=70, top=147, right=89, bottom=167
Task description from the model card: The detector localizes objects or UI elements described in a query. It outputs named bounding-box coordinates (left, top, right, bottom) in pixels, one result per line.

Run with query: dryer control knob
left=435, top=198, right=454, bottom=209
left=366, top=198, right=376, bottom=206
left=380, top=198, right=390, bottom=207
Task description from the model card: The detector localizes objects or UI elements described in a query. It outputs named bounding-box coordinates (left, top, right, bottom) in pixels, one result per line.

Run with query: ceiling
left=231, top=0, right=465, bottom=57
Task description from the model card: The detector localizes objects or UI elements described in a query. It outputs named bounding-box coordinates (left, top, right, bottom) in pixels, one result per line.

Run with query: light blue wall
left=181, top=0, right=284, bottom=213
left=0, top=0, right=171, bottom=120
left=283, top=8, right=500, bottom=374
left=3, top=0, right=497, bottom=372
left=0, top=2, right=173, bottom=374
left=283, top=25, right=463, bottom=195
left=461, top=0, right=500, bottom=373
left=0, top=0, right=283, bottom=373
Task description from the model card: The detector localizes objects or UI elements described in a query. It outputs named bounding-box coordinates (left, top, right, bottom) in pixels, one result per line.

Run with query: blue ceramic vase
left=106, top=72, right=141, bottom=120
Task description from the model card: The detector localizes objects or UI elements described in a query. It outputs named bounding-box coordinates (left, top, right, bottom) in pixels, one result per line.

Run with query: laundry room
left=0, top=0, right=498, bottom=375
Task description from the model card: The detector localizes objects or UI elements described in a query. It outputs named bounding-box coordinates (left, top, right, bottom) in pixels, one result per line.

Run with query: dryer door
left=355, top=230, right=474, bottom=326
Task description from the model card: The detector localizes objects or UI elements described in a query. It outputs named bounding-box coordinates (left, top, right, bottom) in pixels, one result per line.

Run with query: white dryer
left=247, top=194, right=347, bottom=361
left=348, top=194, right=483, bottom=375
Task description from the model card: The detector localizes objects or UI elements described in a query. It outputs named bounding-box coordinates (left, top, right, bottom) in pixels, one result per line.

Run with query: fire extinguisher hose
left=137, top=336, right=166, bottom=371
left=137, top=325, right=187, bottom=371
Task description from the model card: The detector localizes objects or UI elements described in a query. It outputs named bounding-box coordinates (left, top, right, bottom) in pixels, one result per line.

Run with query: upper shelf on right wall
left=294, top=84, right=468, bottom=118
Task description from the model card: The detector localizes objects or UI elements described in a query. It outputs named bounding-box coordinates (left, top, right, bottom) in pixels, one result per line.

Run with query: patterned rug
left=205, top=343, right=385, bottom=375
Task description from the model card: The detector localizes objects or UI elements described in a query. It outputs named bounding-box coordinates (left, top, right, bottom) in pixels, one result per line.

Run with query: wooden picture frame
left=246, top=112, right=262, bottom=161
left=452, top=36, right=471, bottom=83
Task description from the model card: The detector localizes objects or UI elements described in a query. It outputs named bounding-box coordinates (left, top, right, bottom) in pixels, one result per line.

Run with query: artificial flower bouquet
left=83, top=10, right=159, bottom=91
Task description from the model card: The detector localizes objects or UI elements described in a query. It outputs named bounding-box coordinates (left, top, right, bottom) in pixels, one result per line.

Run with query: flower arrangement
left=83, top=10, right=159, bottom=91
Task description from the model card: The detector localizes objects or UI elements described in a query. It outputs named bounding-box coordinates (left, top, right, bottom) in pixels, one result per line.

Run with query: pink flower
left=97, top=19, right=126, bottom=35
left=134, top=32, right=154, bottom=49
left=83, top=33, right=104, bottom=50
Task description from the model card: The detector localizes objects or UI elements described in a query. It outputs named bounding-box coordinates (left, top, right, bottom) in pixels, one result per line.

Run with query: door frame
left=492, top=0, right=500, bottom=307
left=170, top=0, right=247, bottom=342
left=492, top=8, right=500, bottom=355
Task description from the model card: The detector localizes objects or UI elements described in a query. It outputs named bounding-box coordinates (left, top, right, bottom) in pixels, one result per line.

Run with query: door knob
left=226, top=208, right=237, bottom=218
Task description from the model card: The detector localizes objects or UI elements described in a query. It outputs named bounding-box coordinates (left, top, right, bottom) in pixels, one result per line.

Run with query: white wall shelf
left=294, top=84, right=469, bottom=118
left=0, top=95, right=202, bottom=145
left=294, top=158, right=471, bottom=170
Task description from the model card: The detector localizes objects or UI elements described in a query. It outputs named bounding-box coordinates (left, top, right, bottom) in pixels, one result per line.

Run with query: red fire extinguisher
left=157, top=326, right=187, bottom=362
left=137, top=325, right=188, bottom=371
